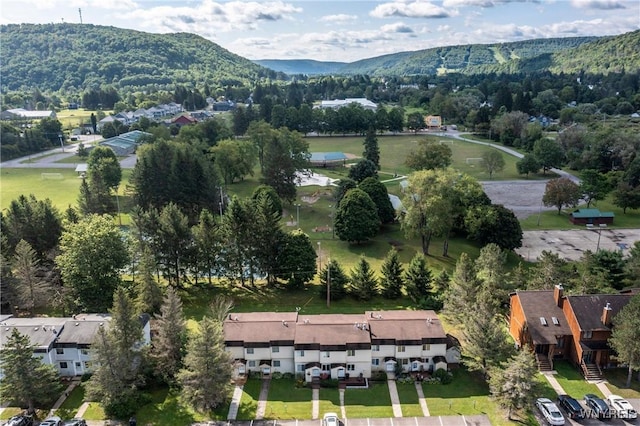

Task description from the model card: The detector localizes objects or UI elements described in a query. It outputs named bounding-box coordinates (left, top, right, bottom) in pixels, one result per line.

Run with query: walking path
left=312, top=388, right=319, bottom=419
left=339, top=389, right=346, bottom=419
left=595, top=381, right=612, bottom=397
left=75, top=402, right=90, bottom=418
left=48, top=379, right=81, bottom=417
left=227, top=384, right=244, bottom=420
left=255, top=379, right=270, bottom=420
left=386, top=379, right=403, bottom=417
left=415, top=381, right=430, bottom=416
left=541, top=371, right=567, bottom=395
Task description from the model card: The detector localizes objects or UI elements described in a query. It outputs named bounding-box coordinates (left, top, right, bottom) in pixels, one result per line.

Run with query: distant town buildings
left=319, top=98, right=378, bottom=111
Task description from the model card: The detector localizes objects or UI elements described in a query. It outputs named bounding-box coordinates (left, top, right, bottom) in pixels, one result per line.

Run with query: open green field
left=56, top=108, right=111, bottom=131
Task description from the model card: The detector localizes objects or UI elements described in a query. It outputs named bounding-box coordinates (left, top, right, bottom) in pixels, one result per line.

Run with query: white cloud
left=370, top=1, right=455, bottom=19
left=381, top=22, right=415, bottom=33
left=319, top=14, right=357, bottom=23
left=570, top=0, right=626, bottom=9
left=443, top=0, right=540, bottom=7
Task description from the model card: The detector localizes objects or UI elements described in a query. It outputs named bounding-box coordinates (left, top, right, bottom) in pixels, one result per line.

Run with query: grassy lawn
left=318, top=388, right=341, bottom=417
left=264, top=378, right=312, bottom=419
left=395, top=382, right=424, bottom=417
left=135, top=386, right=218, bottom=426
left=56, top=383, right=86, bottom=419
left=343, top=383, right=393, bottom=418
left=56, top=108, right=107, bottom=131
left=0, top=407, right=22, bottom=420
left=82, top=402, right=106, bottom=420
left=236, top=378, right=261, bottom=420
left=604, top=368, right=640, bottom=399
left=553, top=361, right=603, bottom=398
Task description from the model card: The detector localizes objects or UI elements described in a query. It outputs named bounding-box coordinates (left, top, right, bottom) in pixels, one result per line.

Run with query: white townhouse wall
left=366, top=310, right=447, bottom=374
left=222, top=310, right=448, bottom=381
left=0, top=313, right=151, bottom=378
left=224, top=312, right=297, bottom=377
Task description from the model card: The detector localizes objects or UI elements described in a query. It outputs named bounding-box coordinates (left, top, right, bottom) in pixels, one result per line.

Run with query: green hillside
left=0, top=23, right=281, bottom=92
left=338, top=35, right=627, bottom=76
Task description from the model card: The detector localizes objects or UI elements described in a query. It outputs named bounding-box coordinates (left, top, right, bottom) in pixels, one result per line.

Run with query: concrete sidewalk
left=48, top=379, right=81, bottom=417
left=386, top=380, right=403, bottom=417
left=541, top=371, right=567, bottom=395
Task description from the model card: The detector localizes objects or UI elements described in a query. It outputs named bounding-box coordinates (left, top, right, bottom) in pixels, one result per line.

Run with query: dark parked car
left=5, top=415, right=33, bottom=426
left=585, top=394, right=610, bottom=419
left=558, top=394, right=585, bottom=419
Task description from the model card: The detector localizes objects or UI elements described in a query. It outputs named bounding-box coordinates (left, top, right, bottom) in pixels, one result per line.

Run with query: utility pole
left=326, top=258, right=331, bottom=308
left=78, top=8, right=83, bottom=24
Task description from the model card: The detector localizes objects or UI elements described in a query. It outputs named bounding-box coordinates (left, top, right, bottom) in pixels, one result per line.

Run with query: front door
left=583, top=351, right=593, bottom=364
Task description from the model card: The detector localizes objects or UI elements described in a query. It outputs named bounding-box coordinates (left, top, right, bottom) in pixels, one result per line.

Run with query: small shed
left=569, top=208, right=614, bottom=225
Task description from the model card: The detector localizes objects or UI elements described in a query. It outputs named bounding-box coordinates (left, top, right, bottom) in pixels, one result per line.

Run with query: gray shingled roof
left=366, top=310, right=446, bottom=342
left=0, top=318, right=67, bottom=349
left=565, top=294, right=632, bottom=331
left=514, top=290, right=572, bottom=345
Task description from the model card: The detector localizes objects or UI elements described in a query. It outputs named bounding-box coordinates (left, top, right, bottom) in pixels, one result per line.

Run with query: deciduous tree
left=358, top=177, right=396, bottom=224
left=275, top=230, right=317, bottom=289
left=348, top=159, right=378, bottom=183
left=465, top=204, right=522, bottom=250
left=579, top=169, right=611, bottom=208
left=516, top=154, right=540, bottom=176
left=56, top=215, right=129, bottom=312
left=334, top=188, right=380, bottom=243
left=480, top=150, right=506, bottom=179
left=405, top=139, right=452, bottom=171
left=609, top=294, right=640, bottom=387
left=533, top=138, right=565, bottom=174
left=542, top=177, right=581, bottom=214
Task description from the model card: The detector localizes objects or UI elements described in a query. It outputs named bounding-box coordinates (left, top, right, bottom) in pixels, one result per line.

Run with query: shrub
left=433, top=368, right=452, bottom=384
left=272, top=371, right=283, bottom=379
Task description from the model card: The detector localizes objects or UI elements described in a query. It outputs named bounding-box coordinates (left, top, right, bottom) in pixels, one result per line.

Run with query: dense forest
left=0, top=23, right=285, bottom=93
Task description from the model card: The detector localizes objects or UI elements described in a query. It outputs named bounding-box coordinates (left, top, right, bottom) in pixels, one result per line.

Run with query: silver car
left=536, top=397, right=565, bottom=426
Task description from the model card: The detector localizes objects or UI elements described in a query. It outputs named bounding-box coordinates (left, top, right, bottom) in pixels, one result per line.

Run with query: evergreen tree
left=3, top=194, right=62, bottom=257
left=156, top=203, right=193, bottom=288
left=253, top=192, right=284, bottom=285
left=0, top=328, right=63, bottom=413
left=380, top=248, right=404, bottom=299
left=333, top=178, right=357, bottom=207
left=527, top=251, right=568, bottom=290
left=319, top=259, right=349, bottom=302
left=191, top=209, right=221, bottom=286
left=443, top=253, right=479, bottom=327
left=404, top=253, right=434, bottom=304
left=86, top=288, right=144, bottom=418
left=152, top=286, right=187, bottom=384
left=432, top=269, right=450, bottom=295
left=348, top=159, right=378, bottom=183
left=220, top=196, right=258, bottom=286
left=276, top=230, right=317, bottom=289
left=11, top=239, right=51, bottom=315
left=178, top=316, right=232, bottom=412
left=134, top=245, right=163, bottom=315
left=475, top=243, right=510, bottom=317
left=362, top=127, right=380, bottom=169
left=348, top=257, right=379, bottom=301
left=489, top=349, right=537, bottom=419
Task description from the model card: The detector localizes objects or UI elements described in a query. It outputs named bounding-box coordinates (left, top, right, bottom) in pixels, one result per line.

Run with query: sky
left=1, top=0, right=638, bottom=62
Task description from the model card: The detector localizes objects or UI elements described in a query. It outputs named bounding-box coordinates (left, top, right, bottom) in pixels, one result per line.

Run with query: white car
left=323, top=412, right=340, bottom=426
left=39, top=417, right=63, bottom=426
left=606, top=394, right=638, bottom=419
left=536, top=397, right=565, bottom=426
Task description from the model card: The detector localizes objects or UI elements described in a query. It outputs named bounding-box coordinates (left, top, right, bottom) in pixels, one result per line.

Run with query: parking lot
left=533, top=398, right=640, bottom=426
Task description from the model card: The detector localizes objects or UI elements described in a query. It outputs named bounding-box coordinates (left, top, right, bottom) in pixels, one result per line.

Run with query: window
left=246, top=348, right=254, bottom=354
left=401, top=359, right=409, bottom=366
left=583, top=331, right=593, bottom=339
left=84, top=361, right=91, bottom=369
left=75, top=362, right=81, bottom=367
left=372, top=358, right=380, bottom=366
left=422, top=344, right=430, bottom=351
left=298, top=350, right=305, bottom=356
left=323, top=351, right=330, bottom=358
left=59, top=361, right=68, bottom=369
left=272, top=346, right=279, bottom=353
left=56, top=348, right=64, bottom=355
left=322, top=364, right=330, bottom=371
left=347, top=349, right=355, bottom=356
left=397, top=345, right=406, bottom=353
left=557, top=337, right=565, bottom=349
left=81, top=349, right=89, bottom=356
left=296, top=364, right=305, bottom=372
left=372, top=345, right=380, bottom=352
left=248, top=361, right=256, bottom=367
left=273, top=360, right=281, bottom=367
left=347, top=364, right=355, bottom=371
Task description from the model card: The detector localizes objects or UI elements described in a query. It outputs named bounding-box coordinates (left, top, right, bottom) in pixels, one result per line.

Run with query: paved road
left=194, top=415, right=491, bottom=426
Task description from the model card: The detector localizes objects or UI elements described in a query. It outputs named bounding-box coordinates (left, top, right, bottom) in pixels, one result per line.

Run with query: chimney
left=601, top=302, right=612, bottom=327
left=554, top=284, right=564, bottom=308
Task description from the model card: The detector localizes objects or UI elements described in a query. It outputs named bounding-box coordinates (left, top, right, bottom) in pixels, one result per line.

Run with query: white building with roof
left=319, top=98, right=378, bottom=111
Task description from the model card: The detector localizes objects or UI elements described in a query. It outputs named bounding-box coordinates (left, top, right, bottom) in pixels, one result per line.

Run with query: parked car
left=39, top=416, right=62, bottom=426
left=606, top=394, right=638, bottom=419
left=323, top=412, right=340, bottom=426
left=585, top=394, right=610, bottom=419
left=557, top=394, right=585, bottom=419
left=63, top=419, right=87, bottom=426
left=4, top=416, right=33, bottom=426
left=536, top=397, right=565, bottom=425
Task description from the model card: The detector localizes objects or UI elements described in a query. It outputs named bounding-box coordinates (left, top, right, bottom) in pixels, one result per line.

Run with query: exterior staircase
left=536, top=354, right=553, bottom=372
left=581, top=362, right=602, bottom=381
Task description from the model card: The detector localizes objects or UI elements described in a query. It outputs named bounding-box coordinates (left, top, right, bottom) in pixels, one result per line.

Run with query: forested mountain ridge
left=0, top=23, right=282, bottom=93
left=253, top=59, right=347, bottom=75
left=340, top=36, right=599, bottom=76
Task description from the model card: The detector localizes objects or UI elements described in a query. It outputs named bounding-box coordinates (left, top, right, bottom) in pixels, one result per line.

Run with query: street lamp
left=295, top=203, right=301, bottom=227
left=317, top=241, right=322, bottom=271
left=586, top=223, right=607, bottom=252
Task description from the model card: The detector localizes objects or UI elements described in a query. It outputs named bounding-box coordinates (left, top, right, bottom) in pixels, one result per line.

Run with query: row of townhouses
left=223, top=310, right=455, bottom=383
left=0, top=313, right=150, bottom=378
